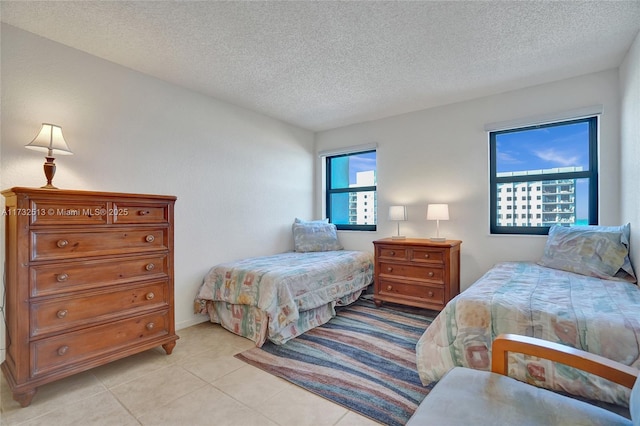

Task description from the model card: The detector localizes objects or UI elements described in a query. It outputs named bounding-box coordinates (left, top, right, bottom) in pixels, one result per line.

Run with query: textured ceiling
left=2, top=1, right=639, bottom=131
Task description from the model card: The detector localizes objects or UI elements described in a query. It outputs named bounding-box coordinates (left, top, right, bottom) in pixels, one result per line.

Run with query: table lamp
left=25, top=123, right=73, bottom=189
left=389, top=205, right=407, bottom=239
left=427, top=204, right=449, bottom=241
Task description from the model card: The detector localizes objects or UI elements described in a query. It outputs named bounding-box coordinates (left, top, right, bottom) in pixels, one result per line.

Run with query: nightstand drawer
left=410, top=248, right=445, bottom=264
left=379, top=262, right=444, bottom=283
left=378, top=279, right=444, bottom=304
left=377, top=246, right=408, bottom=260
left=31, top=310, right=170, bottom=377
left=31, top=280, right=169, bottom=337
left=31, top=229, right=167, bottom=261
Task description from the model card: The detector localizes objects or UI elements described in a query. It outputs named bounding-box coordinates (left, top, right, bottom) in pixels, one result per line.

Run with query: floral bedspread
left=195, top=250, right=374, bottom=345
left=416, top=261, right=640, bottom=406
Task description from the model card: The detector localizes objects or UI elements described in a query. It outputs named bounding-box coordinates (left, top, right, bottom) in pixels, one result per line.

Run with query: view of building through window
left=490, top=117, right=597, bottom=234
left=326, top=150, right=377, bottom=230
left=496, top=170, right=586, bottom=227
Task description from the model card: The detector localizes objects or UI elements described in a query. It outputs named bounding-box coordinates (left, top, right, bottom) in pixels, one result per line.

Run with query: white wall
left=0, top=24, right=315, bottom=358
left=620, top=30, right=640, bottom=272
left=316, top=70, right=623, bottom=289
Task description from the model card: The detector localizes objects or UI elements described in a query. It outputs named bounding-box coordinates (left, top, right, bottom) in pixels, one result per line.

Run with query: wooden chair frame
left=491, top=334, right=639, bottom=389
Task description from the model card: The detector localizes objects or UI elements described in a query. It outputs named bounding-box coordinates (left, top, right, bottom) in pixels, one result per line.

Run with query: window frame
left=325, top=149, right=377, bottom=231
left=489, top=116, right=598, bottom=235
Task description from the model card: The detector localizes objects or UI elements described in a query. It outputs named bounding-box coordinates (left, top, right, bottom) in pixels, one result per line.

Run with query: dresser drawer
left=410, top=248, right=445, bottom=264
left=30, top=254, right=168, bottom=297
left=29, top=200, right=109, bottom=226
left=376, top=246, right=408, bottom=260
left=378, top=262, right=444, bottom=283
left=378, top=279, right=444, bottom=305
left=112, top=202, right=169, bottom=224
left=31, top=229, right=167, bottom=261
left=31, top=310, right=170, bottom=377
left=31, top=280, right=169, bottom=337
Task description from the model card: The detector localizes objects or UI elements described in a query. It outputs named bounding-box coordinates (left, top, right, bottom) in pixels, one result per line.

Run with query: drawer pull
left=57, top=345, right=69, bottom=356
left=56, top=239, right=69, bottom=248
left=146, top=322, right=155, bottom=330
left=389, top=251, right=395, bottom=256
left=56, top=309, right=68, bottom=319
left=145, top=263, right=155, bottom=271
left=428, top=272, right=434, bottom=277
left=56, top=273, right=69, bottom=282
left=424, top=254, right=430, bottom=259
left=386, top=285, right=393, bottom=291
left=428, top=291, right=434, bottom=297
left=145, top=235, right=155, bottom=243
left=387, top=267, right=393, bottom=272
left=139, top=210, right=150, bottom=216
left=146, top=292, right=155, bottom=300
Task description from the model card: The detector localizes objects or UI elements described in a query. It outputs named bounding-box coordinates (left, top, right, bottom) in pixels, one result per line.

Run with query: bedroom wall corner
left=0, top=24, right=315, bottom=358
left=620, top=30, right=640, bottom=276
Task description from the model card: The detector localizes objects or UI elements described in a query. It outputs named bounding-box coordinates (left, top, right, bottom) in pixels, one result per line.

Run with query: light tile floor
left=0, top=322, right=380, bottom=426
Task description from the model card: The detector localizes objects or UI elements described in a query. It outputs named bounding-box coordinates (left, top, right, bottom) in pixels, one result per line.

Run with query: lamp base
left=42, top=156, right=58, bottom=189
left=429, top=237, right=446, bottom=242
left=391, top=235, right=406, bottom=240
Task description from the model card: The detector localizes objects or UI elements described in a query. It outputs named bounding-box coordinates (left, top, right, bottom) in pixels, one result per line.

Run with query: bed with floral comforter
left=416, top=260, right=640, bottom=407
left=194, top=250, right=374, bottom=346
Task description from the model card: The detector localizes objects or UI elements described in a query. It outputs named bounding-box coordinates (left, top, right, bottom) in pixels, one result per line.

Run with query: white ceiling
left=2, top=1, right=639, bottom=131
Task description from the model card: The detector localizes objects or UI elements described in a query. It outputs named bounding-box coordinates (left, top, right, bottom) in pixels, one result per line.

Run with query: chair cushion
left=407, top=367, right=631, bottom=426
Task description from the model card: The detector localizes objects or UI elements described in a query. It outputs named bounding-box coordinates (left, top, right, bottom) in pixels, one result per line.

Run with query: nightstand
left=373, top=238, right=461, bottom=311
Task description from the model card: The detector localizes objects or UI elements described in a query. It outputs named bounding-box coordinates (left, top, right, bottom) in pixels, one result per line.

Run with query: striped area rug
left=235, top=298, right=437, bottom=426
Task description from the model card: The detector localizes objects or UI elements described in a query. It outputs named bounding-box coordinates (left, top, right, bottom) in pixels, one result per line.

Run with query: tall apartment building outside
left=349, top=170, right=376, bottom=225
left=497, top=167, right=582, bottom=227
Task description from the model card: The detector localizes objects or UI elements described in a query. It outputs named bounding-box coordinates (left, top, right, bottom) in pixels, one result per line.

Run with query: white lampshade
left=25, top=123, right=73, bottom=156
left=426, top=204, right=449, bottom=221
left=388, top=205, right=407, bottom=221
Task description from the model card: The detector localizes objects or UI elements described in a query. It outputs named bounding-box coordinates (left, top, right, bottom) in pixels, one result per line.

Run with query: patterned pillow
left=292, top=220, right=343, bottom=252
left=538, top=225, right=636, bottom=282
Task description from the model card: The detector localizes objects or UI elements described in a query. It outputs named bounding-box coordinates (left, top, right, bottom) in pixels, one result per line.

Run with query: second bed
left=194, top=250, right=374, bottom=346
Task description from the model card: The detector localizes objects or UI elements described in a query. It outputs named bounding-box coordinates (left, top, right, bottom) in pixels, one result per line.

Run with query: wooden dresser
left=1, top=187, right=178, bottom=407
left=373, top=238, right=461, bottom=311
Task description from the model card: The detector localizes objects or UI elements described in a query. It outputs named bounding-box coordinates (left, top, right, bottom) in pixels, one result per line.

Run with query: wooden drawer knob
left=56, top=273, right=69, bottom=282
left=145, top=263, right=155, bottom=271
left=424, top=254, right=430, bottom=258
left=428, top=291, right=434, bottom=297
left=428, top=272, right=434, bottom=277
left=145, top=292, right=155, bottom=300
left=57, top=345, right=69, bottom=356
left=387, top=267, right=393, bottom=272
left=138, top=210, right=150, bottom=216
left=386, top=285, right=393, bottom=291
left=56, top=309, right=68, bottom=319
left=389, top=251, right=395, bottom=256
left=56, top=239, right=69, bottom=248
left=146, top=322, right=155, bottom=331
left=145, top=235, right=155, bottom=243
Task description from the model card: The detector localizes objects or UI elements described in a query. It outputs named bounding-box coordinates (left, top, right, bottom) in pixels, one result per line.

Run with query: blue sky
left=348, top=151, right=377, bottom=185
left=496, top=121, right=590, bottom=172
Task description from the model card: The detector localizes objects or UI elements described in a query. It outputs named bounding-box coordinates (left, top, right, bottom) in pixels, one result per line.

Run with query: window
left=489, top=116, right=598, bottom=235
left=325, top=149, right=377, bottom=231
